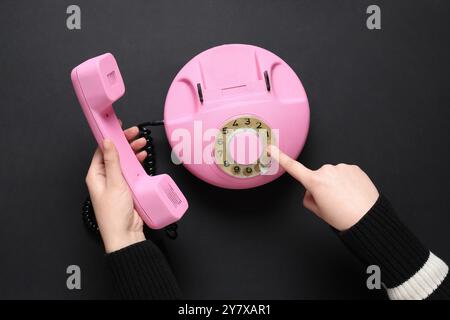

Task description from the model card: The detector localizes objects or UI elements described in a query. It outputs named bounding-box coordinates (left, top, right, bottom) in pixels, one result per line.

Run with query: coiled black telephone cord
left=82, top=120, right=178, bottom=239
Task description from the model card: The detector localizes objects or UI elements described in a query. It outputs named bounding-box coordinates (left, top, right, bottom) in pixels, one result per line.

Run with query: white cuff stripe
left=387, top=252, right=448, bottom=300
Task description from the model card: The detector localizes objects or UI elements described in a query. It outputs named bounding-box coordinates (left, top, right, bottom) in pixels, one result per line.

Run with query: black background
left=0, top=0, right=449, bottom=299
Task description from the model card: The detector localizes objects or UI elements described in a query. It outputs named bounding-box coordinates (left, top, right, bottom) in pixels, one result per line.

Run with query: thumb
left=303, top=190, right=320, bottom=215
left=103, top=139, right=125, bottom=187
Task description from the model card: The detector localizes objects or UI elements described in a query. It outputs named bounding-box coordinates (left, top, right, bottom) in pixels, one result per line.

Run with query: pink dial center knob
left=227, top=129, right=263, bottom=165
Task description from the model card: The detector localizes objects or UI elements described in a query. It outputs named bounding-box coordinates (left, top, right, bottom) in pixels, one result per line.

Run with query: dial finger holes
left=215, top=116, right=272, bottom=178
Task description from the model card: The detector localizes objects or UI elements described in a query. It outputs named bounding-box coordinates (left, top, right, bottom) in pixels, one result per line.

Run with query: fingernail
left=103, top=139, right=112, bottom=149
left=266, top=145, right=278, bottom=156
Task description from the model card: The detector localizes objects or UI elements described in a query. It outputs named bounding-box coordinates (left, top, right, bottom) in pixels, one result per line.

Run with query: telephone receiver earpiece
left=71, top=53, right=188, bottom=229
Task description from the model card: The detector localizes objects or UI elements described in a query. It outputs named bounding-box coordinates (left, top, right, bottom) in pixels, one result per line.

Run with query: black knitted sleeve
left=105, top=240, right=181, bottom=300
left=338, top=195, right=449, bottom=300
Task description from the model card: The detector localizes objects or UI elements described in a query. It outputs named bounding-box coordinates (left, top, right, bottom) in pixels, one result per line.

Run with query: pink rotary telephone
left=71, top=53, right=188, bottom=229
left=72, top=44, right=309, bottom=230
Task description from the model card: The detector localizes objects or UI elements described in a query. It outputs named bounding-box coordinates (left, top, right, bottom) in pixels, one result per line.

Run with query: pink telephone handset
left=71, top=53, right=188, bottom=229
